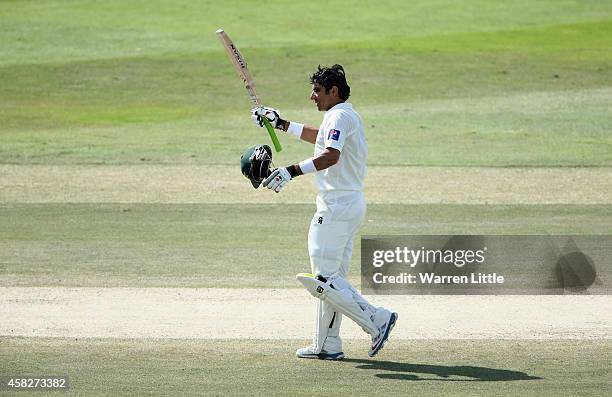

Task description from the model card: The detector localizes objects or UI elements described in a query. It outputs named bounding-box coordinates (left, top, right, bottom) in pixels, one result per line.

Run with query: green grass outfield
left=1, top=1, right=611, bottom=166
left=2, top=338, right=610, bottom=396
left=1, top=203, right=611, bottom=288
left=1, top=1, right=611, bottom=396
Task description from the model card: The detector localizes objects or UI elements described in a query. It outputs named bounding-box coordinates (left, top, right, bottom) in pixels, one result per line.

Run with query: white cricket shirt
left=314, top=102, right=367, bottom=192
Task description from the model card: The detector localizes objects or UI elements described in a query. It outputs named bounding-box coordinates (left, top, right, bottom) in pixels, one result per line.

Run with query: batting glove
left=251, top=107, right=287, bottom=130
left=262, top=167, right=292, bottom=193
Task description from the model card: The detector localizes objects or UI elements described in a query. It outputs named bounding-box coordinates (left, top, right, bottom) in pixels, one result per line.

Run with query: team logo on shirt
left=327, top=129, right=341, bottom=141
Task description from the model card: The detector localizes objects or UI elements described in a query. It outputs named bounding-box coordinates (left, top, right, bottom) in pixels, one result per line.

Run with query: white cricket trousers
left=308, top=190, right=366, bottom=277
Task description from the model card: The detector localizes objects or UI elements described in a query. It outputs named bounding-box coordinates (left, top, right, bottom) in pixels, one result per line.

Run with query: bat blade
left=216, top=29, right=282, bottom=152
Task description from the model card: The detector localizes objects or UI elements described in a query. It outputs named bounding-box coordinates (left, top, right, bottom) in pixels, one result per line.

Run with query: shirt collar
left=328, top=102, right=352, bottom=112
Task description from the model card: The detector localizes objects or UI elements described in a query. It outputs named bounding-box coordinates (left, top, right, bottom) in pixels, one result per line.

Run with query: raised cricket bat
left=216, top=28, right=282, bottom=152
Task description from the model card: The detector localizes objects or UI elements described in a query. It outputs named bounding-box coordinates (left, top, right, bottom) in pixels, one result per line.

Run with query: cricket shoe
left=368, top=311, right=398, bottom=357
left=296, top=346, right=345, bottom=361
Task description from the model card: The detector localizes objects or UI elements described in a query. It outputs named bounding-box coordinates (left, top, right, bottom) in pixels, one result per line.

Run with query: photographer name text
left=373, top=272, right=505, bottom=284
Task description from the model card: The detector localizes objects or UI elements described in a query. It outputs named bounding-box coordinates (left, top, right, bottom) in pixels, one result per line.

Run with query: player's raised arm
left=252, top=107, right=319, bottom=144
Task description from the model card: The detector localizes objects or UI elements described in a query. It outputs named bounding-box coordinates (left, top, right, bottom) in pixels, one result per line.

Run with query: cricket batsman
left=249, top=64, right=398, bottom=360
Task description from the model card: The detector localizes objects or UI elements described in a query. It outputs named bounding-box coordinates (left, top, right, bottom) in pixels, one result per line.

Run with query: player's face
left=310, top=83, right=337, bottom=111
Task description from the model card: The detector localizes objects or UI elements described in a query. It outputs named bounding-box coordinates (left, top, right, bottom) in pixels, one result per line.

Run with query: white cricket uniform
left=302, top=102, right=392, bottom=355
left=308, top=102, right=367, bottom=278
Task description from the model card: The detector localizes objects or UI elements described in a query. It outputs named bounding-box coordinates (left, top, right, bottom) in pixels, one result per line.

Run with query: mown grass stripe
left=1, top=165, right=610, bottom=204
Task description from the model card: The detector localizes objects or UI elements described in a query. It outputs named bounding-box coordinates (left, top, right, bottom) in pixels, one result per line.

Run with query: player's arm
left=260, top=111, right=348, bottom=193
left=252, top=107, right=318, bottom=145
left=292, top=124, right=318, bottom=144
left=262, top=148, right=339, bottom=193
left=312, top=147, right=339, bottom=169
left=283, top=147, right=339, bottom=177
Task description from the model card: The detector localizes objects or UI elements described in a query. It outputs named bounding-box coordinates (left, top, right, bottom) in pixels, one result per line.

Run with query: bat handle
left=262, top=118, right=282, bottom=152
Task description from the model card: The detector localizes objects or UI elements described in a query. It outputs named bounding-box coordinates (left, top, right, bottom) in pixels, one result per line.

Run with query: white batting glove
left=251, top=107, right=286, bottom=130
left=262, top=167, right=292, bottom=193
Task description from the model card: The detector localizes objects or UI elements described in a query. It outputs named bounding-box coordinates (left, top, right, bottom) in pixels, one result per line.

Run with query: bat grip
left=263, top=118, right=282, bottom=152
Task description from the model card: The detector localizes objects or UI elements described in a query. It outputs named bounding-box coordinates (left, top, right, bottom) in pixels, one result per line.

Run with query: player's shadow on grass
left=343, top=359, right=541, bottom=382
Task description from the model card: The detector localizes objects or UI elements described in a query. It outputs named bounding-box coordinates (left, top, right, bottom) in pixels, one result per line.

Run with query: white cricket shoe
left=296, top=346, right=345, bottom=361
left=368, top=311, right=398, bottom=357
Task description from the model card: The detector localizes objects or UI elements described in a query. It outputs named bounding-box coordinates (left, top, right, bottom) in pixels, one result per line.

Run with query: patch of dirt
left=1, top=287, right=610, bottom=339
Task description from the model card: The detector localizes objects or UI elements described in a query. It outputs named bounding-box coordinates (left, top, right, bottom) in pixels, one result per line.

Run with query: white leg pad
left=297, top=273, right=378, bottom=336
left=313, top=300, right=338, bottom=353
left=325, top=308, right=343, bottom=351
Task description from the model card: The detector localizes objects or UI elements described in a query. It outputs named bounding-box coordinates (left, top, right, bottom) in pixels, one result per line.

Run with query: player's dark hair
left=309, top=64, right=350, bottom=101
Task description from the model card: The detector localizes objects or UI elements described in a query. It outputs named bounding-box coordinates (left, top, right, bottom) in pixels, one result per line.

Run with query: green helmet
left=240, top=144, right=273, bottom=188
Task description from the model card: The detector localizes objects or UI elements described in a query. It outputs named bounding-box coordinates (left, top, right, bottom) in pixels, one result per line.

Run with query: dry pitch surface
left=2, top=288, right=610, bottom=340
